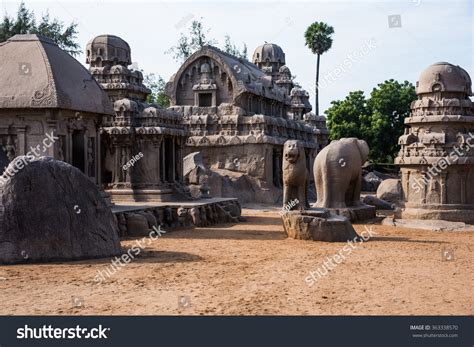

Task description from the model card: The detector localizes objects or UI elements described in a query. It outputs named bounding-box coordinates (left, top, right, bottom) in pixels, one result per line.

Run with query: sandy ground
left=0, top=207, right=472, bottom=315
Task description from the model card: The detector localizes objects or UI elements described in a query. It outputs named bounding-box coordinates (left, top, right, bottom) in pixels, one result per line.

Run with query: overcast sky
left=2, top=0, right=472, bottom=113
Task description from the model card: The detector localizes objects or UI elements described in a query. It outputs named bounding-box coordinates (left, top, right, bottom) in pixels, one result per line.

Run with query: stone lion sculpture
left=282, top=140, right=308, bottom=210
left=314, top=137, right=369, bottom=208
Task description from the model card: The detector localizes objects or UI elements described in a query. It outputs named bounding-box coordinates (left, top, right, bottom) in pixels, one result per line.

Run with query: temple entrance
left=198, top=93, right=212, bottom=107
left=72, top=130, right=85, bottom=173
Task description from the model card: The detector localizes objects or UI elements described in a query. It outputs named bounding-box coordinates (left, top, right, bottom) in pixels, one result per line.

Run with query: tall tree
left=304, top=22, right=334, bottom=115
left=0, top=2, right=80, bottom=56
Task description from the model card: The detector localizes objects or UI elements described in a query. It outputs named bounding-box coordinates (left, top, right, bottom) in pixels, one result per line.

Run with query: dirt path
left=0, top=208, right=472, bottom=315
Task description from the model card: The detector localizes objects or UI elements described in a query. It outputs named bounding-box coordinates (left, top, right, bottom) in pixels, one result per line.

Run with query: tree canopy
left=326, top=79, right=416, bottom=163
left=143, top=73, right=170, bottom=108
left=0, top=2, right=80, bottom=56
left=167, top=18, right=248, bottom=62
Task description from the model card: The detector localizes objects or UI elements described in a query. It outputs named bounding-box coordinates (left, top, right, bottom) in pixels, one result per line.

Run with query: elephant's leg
left=352, top=172, right=363, bottom=206
left=345, top=181, right=354, bottom=206
left=315, top=168, right=326, bottom=207
left=351, top=174, right=363, bottom=206
left=331, top=183, right=347, bottom=208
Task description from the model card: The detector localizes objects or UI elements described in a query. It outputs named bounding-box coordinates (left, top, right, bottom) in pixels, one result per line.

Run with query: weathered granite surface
left=282, top=140, right=308, bottom=209
left=395, top=62, right=474, bottom=223
left=0, top=156, right=121, bottom=264
left=313, top=137, right=376, bottom=221
left=281, top=209, right=359, bottom=242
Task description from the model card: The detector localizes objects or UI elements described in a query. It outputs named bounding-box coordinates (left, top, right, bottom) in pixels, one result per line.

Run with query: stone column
left=153, top=136, right=161, bottom=184
left=96, top=131, right=102, bottom=186
left=161, top=138, right=166, bottom=183
left=67, top=128, right=73, bottom=164
left=440, top=172, right=447, bottom=204
left=459, top=171, right=467, bottom=204
left=113, top=142, right=120, bottom=184
left=15, top=126, right=27, bottom=156
left=402, top=170, right=410, bottom=202
left=420, top=170, right=427, bottom=205
left=172, top=138, right=176, bottom=182
left=45, top=119, right=57, bottom=157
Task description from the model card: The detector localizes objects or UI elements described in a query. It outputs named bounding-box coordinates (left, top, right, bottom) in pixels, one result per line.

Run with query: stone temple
left=0, top=33, right=241, bottom=239
left=0, top=34, right=113, bottom=183
left=86, top=35, right=189, bottom=202
left=166, top=43, right=329, bottom=202
left=395, top=62, right=474, bottom=223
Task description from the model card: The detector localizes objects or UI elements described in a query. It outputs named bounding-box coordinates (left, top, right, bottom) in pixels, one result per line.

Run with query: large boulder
left=0, top=156, right=121, bottom=264
left=183, top=152, right=208, bottom=184
left=362, top=172, right=383, bottom=192
left=363, top=195, right=394, bottom=210
left=376, top=179, right=402, bottom=204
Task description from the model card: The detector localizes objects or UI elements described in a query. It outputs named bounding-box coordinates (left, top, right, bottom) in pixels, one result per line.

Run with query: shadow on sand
left=369, top=236, right=447, bottom=244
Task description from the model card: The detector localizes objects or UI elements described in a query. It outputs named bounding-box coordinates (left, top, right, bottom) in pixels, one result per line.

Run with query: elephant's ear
left=357, top=140, right=370, bottom=162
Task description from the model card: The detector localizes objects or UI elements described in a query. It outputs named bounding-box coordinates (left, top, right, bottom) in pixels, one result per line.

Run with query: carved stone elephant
left=282, top=140, right=308, bottom=210
left=313, top=137, right=369, bottom=208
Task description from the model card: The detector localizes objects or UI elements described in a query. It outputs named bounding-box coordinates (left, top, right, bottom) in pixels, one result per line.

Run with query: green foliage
left=0, top=2, right=80, bottom=56
left=326, top=91, right=371, bottom=141
left=166, top=19, right=217, bottom=62
left=143, top=73, right=170, bottom=108
left=367, top=79, right=416, bottom=163
left=223, top=35, right=247, bottom=60
left=304, top=21, right=334, bottom=55
left=166, top=18, right=247, bottom=62
left=326, top=80, right=416, bottom=163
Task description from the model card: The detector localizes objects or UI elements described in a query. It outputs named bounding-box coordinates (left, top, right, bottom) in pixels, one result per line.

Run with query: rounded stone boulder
left=376, top=179, right=402, bottom=204
left=0, top=156, right=121, bottom=264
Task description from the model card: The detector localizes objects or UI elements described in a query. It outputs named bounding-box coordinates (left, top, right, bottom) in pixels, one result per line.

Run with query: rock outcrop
left=376, top=179, right=402, bottom=204
left=0, top=156, right=121, bottom=264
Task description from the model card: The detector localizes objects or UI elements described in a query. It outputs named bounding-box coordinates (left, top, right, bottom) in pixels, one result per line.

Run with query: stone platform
left=111, top=198, right=241, bottom=237
left=400, top=206, right=474, bottom=225
left=312, top=204, right=376, bottom=222
left=281, top=209, right=360, bottom=242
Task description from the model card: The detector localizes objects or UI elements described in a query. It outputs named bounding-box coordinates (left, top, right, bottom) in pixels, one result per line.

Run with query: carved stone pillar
left=161, top=138, right=166, bottom=183
left=15, top=126, right=27, bottom=156
left=67, top=128, right=73, bottom=164
left=172, top=138, right=176, bottom=182
left=420, top=170, right=427, bottom=205
left=45, top=119, right=58, bottom=157
left=439, top=172, right=447, bottom=204
left=459, top=171, right=467, bottom=204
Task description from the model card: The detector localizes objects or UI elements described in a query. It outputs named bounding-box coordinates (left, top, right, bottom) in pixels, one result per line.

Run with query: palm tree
left=304, top=22, right=334, bottom=115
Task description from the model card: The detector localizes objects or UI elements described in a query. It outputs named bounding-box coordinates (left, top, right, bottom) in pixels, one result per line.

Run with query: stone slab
left=311, top=204, right=376, bottom=222
left=281, top=209, right=360, bottom=242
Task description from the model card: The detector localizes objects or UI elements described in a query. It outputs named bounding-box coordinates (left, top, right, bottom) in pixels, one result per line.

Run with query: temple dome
left=86, top=34, right=131, bottom=67
left=416, top=62, right=472, bottom=96
left=0, top=34, right=114, bottom=115
left=252, top=43, right=286, bottom=65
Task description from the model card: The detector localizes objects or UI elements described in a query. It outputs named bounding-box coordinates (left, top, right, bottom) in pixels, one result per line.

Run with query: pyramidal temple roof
left=0, top=34, right=114, bottom=115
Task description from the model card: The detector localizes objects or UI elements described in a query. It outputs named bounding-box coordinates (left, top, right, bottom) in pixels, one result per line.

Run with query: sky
left=1, top=0, right=472, bottom=113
